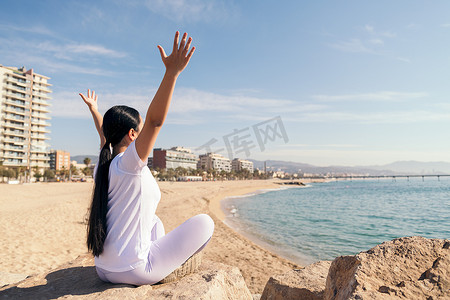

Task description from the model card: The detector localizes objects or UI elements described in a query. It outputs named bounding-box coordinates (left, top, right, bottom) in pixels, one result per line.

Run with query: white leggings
left=96, top=214, right=214, bottom=286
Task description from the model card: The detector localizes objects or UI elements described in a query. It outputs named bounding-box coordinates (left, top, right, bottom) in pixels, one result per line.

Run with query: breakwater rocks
left=1, top=236, right=448, bottom=299
left=276, top=181, right=306, bottom=186
left=262, top=236, right=449, bottom=300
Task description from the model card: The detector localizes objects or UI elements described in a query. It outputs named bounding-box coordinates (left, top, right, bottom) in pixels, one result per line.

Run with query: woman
left=79, top=32, right=214, bottom=285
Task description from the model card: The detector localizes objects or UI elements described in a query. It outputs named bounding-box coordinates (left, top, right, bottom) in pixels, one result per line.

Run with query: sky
left=2, top=0, right=450, bottom=167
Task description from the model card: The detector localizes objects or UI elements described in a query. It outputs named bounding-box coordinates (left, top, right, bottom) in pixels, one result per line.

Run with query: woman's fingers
left=81, top=89, right=97, bottom=103
left=179, top=32, right=187, bottom=51
left=183, top=37, right=192, bottom=55
left=172, top=31, right=179, bottom=53
left=158, top=45, right=167, bottom=60
left=161, top=31, right=195, bottom=73
left=187, top=46, right=195, bottom=60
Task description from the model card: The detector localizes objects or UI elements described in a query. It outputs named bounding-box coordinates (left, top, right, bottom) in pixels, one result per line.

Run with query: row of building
left=49, top=146, right=255, bottom=175
left=151, top=147, right=254, bottom=173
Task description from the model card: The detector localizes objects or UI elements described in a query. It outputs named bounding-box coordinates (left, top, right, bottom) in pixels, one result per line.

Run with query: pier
left=302, top=174, right=450, bottom=182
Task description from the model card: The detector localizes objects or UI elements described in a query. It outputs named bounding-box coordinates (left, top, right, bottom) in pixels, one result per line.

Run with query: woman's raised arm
left=135, top=31, right=195, bottom=161
left=79, top=89, right=106, bottom=149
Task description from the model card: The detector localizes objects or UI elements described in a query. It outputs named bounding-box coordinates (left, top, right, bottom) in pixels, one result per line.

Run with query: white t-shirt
left=95, top=141, right=161, bottom=272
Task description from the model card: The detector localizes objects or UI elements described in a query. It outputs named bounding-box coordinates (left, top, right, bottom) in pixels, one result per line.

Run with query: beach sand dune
left=0, top=180, right=299, bottom=294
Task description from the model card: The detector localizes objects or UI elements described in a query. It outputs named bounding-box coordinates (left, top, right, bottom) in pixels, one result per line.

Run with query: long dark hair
left=87, top=105, right=141, bottom=256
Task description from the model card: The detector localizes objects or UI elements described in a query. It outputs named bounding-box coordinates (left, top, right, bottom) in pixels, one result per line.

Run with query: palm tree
left=43, top=169, right=55, bottom=181
left=70, top=164, right=79, bottom=177
left=83, top=157, right=91, bottom=167
left=33, top=166, right=42, bottom=182
left=59, top=166, right=69, bottom=181
left=18, top=166, right=26, bottom=183
left=82, top=167, right=92, bottom=176
left=175, top=166, right=186, bottom=177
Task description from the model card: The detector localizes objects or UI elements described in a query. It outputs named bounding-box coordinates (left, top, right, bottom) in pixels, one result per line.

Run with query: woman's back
left=95, top=141, right=161, bottom=272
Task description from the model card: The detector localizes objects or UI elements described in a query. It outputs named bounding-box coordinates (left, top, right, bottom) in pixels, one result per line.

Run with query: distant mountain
left=70, top=155, right=450, bottom=175
left=248, top=159, right=450, bottom=175
left=71, top=155, right=98, bottom=165
left=366, top=161, right=450, bottom=175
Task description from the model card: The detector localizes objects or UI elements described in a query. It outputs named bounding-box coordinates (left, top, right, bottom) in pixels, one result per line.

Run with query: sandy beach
left=0, top=179, right=301, bottom=294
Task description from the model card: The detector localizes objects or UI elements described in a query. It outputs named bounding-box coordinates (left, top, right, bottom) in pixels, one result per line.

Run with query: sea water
left=222, top=178, right=450, bottom=265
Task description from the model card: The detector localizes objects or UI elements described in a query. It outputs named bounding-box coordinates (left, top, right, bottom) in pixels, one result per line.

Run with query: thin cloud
left=406, top=23, right=418, bottom=29
left=51, top=87, right=297, bottom=120
left=312, top=91, right=428, bottom=102
left=35, top=41, right=126, bottom=59
left=330, top=39, right=375, bottom=54
left=0, top=23, right=55, bottom=36
left=396, top=57, right=411, bottom=63
left=379, top=31, right=396, bottom=38
left=364, top=24, right=396, bottom=38
left=143, top=0, right=236, bottom=23
left=1, top=50, right=115, bottom=76
left=66, top=44, right=126, bottom=57
left=369, top=38, right=384, bottom=45
left=286, top=110, right=450, bottom=124
left=0, top=36, right=125, bottom=75
left=170, top=88, right=295, bottom=113
left=364, top=25, right=375, bottom=33
left=51, top=90, right=151, bottom=118
left=331, top=25, right=396, bottom=55
left=278, top=143, right=361, bottom=149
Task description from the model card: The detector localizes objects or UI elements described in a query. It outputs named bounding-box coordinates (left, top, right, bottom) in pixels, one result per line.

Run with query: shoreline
left=206, top=178, right=330, bottom=267
left=211, top=178, right=328, bottom=267
left=208, top=178, right=328, bottom=221
left=220, top=186, right=314, bottom=266
left=207, top=179, right=282, bottom=221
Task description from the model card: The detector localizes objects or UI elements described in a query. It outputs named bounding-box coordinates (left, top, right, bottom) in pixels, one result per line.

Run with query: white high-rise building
left=231, top=158, right=254, bottom=172
left=197, top=153, right=231, bottom=172
left=0, top=65, right=52, bottom=172
left=153, top=146, right=198, bottom=170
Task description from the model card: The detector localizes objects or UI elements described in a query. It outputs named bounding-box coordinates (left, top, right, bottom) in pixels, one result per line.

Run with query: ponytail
left=87, top=142, right=112, bottom=256
left=86, top=105, right=140, bottom=256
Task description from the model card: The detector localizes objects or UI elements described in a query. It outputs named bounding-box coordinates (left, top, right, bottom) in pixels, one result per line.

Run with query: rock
left=260, top=260, right=332, bottom=300
left=150, top=260, right=252, bottom=299
left=0, top=254, right=252, bottom=299
left=324, top=236, right=450, bottom=300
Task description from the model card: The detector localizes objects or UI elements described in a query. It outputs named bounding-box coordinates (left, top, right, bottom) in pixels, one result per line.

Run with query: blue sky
left=2, top=0, right=450, bottom=166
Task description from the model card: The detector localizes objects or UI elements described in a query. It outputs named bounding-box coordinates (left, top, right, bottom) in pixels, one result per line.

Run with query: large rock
left=0, top=254, right=252, bottom=299
left=324, top=236, right=450, bottom=300
left=260, top=260, right=332, bottom=300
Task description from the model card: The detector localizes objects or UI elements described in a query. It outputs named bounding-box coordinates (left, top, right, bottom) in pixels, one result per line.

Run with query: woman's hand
left=79, top=89, right=99, bottom=111
left=79, top=89, right=105, bottom=148
left=157, top=31, right=195, bottom=77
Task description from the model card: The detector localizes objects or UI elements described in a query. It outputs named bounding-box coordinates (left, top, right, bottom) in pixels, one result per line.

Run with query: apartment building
left=0, top=65, right=52, bottom=172
left=153, top=146, right=198, bottom=170
left=197, top=153, right=231, bottom=172
left=231, top=158, right=254, bottom=172
left=49, top=150, right=70, bottom=171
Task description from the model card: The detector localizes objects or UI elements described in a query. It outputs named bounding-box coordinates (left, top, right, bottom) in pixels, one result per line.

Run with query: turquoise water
left=222, top=178, right=450, bottom=265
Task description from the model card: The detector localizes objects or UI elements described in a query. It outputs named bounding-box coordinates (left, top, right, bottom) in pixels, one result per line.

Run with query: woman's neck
left=112, top=145, right=128, bottom=157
